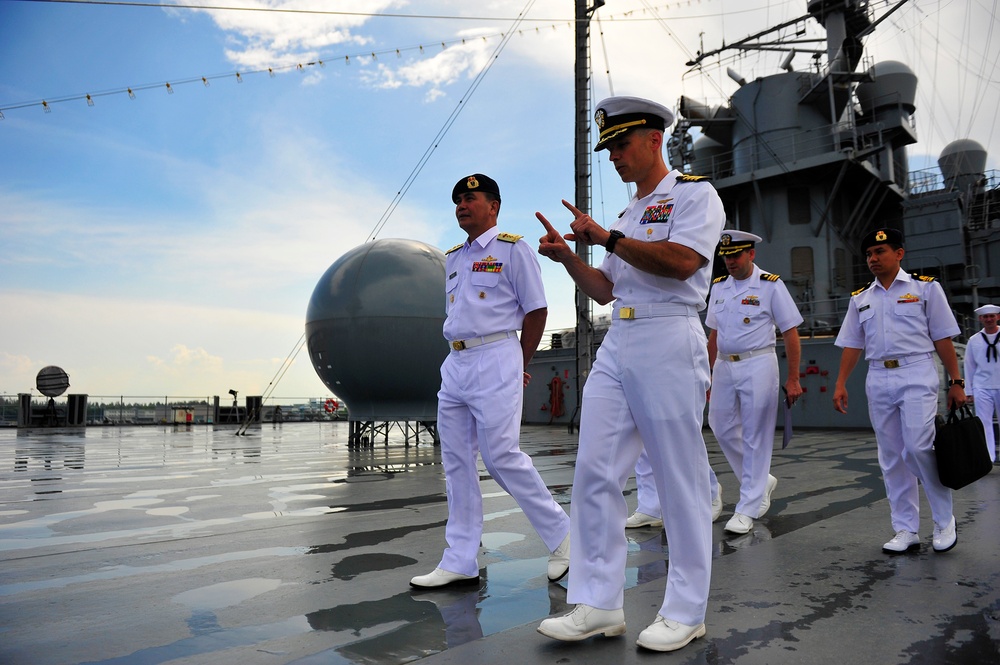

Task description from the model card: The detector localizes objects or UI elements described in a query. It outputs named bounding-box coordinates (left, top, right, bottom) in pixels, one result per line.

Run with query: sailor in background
left=833, top=228, right=965, bottom=555
left=535, top=95, right=724, bottom=653
left=410, top=174, right=571, bottom=589
left=706, top=230, right=803, bottom=535
left=964, top=303, right=1000, bottom=462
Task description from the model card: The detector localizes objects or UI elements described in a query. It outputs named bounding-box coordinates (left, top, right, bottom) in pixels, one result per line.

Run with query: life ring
left=324, top=399, right=338, bottom=413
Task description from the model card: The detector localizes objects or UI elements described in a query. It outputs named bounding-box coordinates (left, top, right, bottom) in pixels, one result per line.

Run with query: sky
left=1, top=0, right=998, bottom=401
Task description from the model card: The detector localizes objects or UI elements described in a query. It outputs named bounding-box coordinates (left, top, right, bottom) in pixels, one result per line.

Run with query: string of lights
left=0, top=0, right=767, bottom=119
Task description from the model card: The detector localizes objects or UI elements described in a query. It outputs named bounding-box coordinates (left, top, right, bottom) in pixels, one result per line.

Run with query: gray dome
left=306, top=239, right=448, bottom=421
left=939, top=139, right=988, bottom=194
left=856, top=60, right=917, bottom=114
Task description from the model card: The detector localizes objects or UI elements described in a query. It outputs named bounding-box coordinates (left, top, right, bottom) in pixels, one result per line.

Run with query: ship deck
left=1, top=422, right=998, bottom=665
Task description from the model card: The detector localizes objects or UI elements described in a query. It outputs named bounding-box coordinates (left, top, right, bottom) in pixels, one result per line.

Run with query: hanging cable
left=364, top=0, right=540, bottom=242
left=236, top=332, right=306, bottom=436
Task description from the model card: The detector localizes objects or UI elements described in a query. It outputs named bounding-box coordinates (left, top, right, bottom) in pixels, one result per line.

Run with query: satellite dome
left=305, top=239, right=448, bottom=421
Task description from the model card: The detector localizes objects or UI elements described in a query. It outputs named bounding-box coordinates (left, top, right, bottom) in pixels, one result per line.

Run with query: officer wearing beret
left=833, top=227, right=965, bottom=554
left=410, top=174, right=571, bottom=589
left=707, top=230, right=803, bottom=535
left=964, top=303, right=1000, bottom=461
left=536, top=96, right=725, bottom=652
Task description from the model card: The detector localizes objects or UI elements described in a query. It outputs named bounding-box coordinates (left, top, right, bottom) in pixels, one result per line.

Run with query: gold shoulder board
left=445, top=243, right=464, bottom=255
left=713, top=275, right=729, bottom=284
left=497, top=232, right=523, bottom=243
left=762, top=273, right=780, bottom=282
left=677, top=174, right=709, bottom=182
left=912, top=272, right=936, bottom=282
left=851, top=281, right=872, bottom=296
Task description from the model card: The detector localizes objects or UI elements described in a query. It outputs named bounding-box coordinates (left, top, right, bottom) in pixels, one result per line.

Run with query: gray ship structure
left=525, top=0, right=998, bottom=429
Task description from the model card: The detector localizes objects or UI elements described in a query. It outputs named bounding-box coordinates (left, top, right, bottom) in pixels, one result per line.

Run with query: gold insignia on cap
left=467, top=176, right=480, bottom=190
left=595, top=108, right=606, bottom=129
left=875, top=230, right=887, bottom=242
left=721, top=234, right=732, bottom=246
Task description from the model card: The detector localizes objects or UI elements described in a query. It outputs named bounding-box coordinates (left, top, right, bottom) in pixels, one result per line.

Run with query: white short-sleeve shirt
left=706, top=264, right=804, bottom=355
left=835, top=269, right=959, bottom=359
left=443, top=225, right=546, bottom=341
left=597, top=171, right=725, bottom=310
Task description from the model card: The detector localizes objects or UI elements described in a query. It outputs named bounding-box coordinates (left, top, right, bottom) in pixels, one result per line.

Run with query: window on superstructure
left=834, top=248, right=848, bottom=289
left=788, top=187, right=811, bottom=225
left=791, top=246, right=814, bottom=283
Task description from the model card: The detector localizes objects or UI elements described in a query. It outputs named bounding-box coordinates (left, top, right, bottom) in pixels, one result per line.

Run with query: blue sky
left=1, top=0, right=997, bottom=399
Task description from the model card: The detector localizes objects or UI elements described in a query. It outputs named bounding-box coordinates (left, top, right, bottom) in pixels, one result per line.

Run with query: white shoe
left=548, top=533, right=570, bottom=581
left=636, top=615, right=706, bottom=652
left=932, top=517, right=957, bottom=553
left=882, top=530, right=920, bottom=554
left=724, top=512, right=753, bottom=534
left=409, top=567, right=478, bottom=589
left=759, top=474, right=777, bottom=517
left=537, top=604, right=626, bottom=641
left=711, top=481, right=723, bottom=522
left=625, top=511, right=663, bottom=529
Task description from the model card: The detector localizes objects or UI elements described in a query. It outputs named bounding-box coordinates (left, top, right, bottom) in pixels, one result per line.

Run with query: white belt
left=719, top=347, right=775, bottom=362
left=450, top=330, right=517, bottom=351
left=869, top=352, right=933, bottom=369
left=613, top=303, right=697, bottom=320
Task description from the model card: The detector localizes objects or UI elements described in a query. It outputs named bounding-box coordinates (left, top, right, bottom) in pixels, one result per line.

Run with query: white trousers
left=436, top=338, right=570, bottom=577
left=708, top=351, right=779, bottom=517
left=866, top=359, right=953, bottom=533
left=634, top=450, right=720, bottom=518
left=973, top=387, right=1000, bottom=460
left=567, top=316, right=713, bottom=626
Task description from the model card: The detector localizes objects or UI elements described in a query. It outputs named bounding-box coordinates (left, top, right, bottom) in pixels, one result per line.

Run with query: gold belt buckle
left=729, top=354, right=741, bottom=362
left=883, top=359, right=900, bottom=368
left=452, top=340, right=467, bottom=351
left=619, top=307, right=635, bottom=320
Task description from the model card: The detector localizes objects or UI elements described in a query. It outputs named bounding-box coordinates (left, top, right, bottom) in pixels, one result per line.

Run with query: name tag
left=858, top=304, right=870, bottom=312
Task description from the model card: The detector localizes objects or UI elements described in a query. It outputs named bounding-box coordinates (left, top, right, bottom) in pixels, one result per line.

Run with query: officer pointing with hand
left=535, top=95, right=725, bottom=654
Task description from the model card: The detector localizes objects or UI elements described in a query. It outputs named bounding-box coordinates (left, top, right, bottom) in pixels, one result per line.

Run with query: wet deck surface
left=1, top=422, right=998, bottom=665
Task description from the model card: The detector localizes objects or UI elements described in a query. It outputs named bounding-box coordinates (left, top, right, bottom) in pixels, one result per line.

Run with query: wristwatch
left=948, top=379, right=965, bottom=388
left=606, top=230, right=625, bottom=254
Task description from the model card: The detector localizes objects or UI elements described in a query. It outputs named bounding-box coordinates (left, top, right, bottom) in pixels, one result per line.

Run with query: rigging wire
left=364, top=0, right=539, bottom=242
left=235, top=331, right=306, bottom=435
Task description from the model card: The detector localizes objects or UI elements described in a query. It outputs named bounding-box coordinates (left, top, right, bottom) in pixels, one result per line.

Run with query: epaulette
left=851, top=281, right=873, bottom=296
left=676, top=174, right=710, bottom=183
left=497, top=232, right=523, bottom=243
left=445, top=243, right=464, bottom=255
left=911, top=272, right=936, bottom=282
left=713, top=275, right=729, bottom=284
left=761, top=273, right=781, bottom=282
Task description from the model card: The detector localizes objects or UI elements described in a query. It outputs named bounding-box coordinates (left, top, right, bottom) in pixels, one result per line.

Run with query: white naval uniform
left=437, top=226, right=570, bottom=577
left=964, top=329, right=1000, bottom=460
left=566, top=171, right=725, bottom=626
left=835, top=269, right=958, bottom=534
left=706, top=265, right=803, bottom=517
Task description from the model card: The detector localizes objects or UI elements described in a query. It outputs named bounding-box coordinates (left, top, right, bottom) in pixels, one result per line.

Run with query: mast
left=571, top=0, right=603, bottom=432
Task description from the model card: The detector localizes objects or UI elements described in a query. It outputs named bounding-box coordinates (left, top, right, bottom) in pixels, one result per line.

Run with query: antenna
left=780, top=49, right=796, bottom=72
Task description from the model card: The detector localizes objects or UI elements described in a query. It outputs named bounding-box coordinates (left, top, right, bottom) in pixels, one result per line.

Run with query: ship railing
left=0, top=394, right=349, bottom=427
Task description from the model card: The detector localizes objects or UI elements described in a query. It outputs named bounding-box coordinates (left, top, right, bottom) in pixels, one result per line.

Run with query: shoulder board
left=911, top=272, right=936, bottom=282
left=851, top=281, right=873, bottom=297
left=497, top=232, right=523, bottom=243
left=761, top=273, right=780, bottom=282
left=712, top=275, right=729, bottom=284
left=676, top=174, right=710, bottom=183
left=445, top=243, right=464, bottom=255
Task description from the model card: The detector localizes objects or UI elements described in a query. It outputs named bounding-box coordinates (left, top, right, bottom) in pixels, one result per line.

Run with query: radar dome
left=856, top=60, right=917, bottom=115
left=939, top=139, right=988, bottom=193
left=306, top=239, right=447, bottom=421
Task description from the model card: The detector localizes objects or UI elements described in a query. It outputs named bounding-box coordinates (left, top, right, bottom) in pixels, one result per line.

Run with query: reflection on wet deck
left=0, top=423, right=997, bottom=665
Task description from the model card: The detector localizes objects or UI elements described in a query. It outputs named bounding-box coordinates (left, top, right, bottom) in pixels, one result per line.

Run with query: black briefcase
left=934, top=405, right=992, bottom=490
